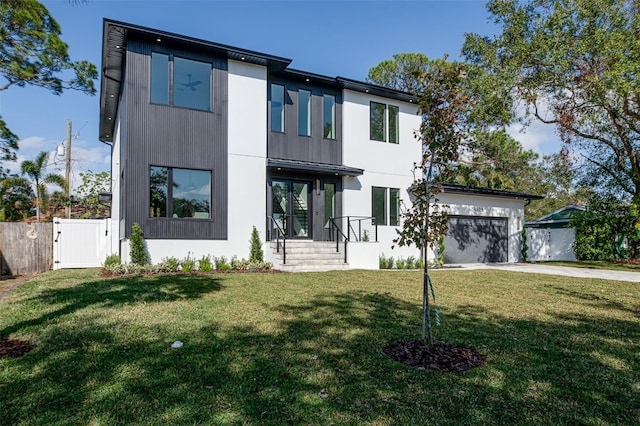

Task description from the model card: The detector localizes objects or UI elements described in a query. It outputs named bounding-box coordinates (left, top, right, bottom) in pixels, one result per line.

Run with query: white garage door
left=444, top=216, right=508, bottom=263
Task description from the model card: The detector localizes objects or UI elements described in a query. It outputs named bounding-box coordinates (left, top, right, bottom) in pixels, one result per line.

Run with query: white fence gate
left=526, top=228, right=576, bottom=262
left=53, top=218, right=112, bottom=269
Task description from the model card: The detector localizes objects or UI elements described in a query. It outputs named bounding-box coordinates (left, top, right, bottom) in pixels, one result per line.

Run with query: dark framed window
left=323, top=94, right=336, bottom=139
left=370, top=102, right=386, bottom=141
left=298, top=90, right=311, bottom=136
left=372, top=186, right=387, bottom=226
left=389, top=188, right=400, bottom=226
left=271, top=84, right=285, bottom=132
left=389, top=105, right=399, bottom=144
left=150, top=166, right=211, bottom=219
left=370, top=102, right=400, bottom=143
left=324, top=183, right=335, bottom=228
left=151, top=52, right=169, bottom=105
left=372, top=186, right=400, bottom=226
left=150, top=53, right=212, bottom=112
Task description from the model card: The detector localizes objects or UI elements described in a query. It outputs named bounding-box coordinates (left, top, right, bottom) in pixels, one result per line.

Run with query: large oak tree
left=463, top=0, right=640, bottom=204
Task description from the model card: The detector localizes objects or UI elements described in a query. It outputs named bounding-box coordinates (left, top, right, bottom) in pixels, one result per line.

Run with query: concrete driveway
left=447, top=263, right=640, bottom=283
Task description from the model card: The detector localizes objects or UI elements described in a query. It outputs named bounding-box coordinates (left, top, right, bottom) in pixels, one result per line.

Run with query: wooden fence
left=0, top=222, right=53, bottom=275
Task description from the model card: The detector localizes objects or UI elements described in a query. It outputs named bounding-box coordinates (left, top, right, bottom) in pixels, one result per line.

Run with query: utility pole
left=65, top=120, right=72, bottom=219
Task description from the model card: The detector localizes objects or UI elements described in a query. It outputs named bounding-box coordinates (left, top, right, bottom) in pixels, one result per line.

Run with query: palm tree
left=20, top=151, right=67, bottom=222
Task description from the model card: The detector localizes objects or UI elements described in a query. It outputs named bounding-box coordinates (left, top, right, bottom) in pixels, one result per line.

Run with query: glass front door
left=272, top=179, right=311, bottom=238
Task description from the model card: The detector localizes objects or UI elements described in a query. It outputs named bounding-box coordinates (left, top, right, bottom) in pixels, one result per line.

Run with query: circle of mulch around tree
left=383, top=339, right=485, bottom=372
left=0, top=336, right=35, bottom=358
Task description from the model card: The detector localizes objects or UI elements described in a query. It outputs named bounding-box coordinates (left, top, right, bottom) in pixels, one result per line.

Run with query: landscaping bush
left=249, top=226, right=264, bottom=262
left=198, top=255, right=213, bottom=272
left=157, top=257, right=180, bottom=273
left=130, top=223, right=149, bottom=266
left=215, top=256, right=231, bottom=271
left=103, top=254, right=121, bottom=269
left=180, top=253, right=196, bottom=273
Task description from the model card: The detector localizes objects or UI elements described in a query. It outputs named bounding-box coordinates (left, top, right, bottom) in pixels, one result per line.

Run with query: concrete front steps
left=270, top=240, right=349, bottom=272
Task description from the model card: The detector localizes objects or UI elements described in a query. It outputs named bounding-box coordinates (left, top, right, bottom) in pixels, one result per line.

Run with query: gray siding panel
left=267, top=78, right=342, bottom=165
left=123, top=40, right=228, bottom=239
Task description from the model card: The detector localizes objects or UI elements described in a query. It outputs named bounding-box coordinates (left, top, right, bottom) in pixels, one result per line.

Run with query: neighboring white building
left=98, top=19, right=542, bottom=271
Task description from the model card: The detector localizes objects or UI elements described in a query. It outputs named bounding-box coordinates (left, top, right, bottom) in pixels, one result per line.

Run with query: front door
left=272, top=179, right=312, bottom=239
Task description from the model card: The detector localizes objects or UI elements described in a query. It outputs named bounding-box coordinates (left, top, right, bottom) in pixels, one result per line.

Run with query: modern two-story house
left=99, top=19, right=541, bottom=270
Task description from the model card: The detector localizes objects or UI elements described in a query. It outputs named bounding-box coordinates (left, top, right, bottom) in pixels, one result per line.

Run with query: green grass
left=1, top=269, right=638, bottom=425
left=537, top=260, right=640, bottom=272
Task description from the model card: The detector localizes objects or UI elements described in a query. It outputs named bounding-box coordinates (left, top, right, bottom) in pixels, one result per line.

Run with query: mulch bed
left=383, top=339, right=485, bottom=372
left=0, top=337, right=34, bottom=358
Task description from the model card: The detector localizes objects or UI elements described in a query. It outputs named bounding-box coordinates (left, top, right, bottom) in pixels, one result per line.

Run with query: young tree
left=464, top=0, right=640, bottom=210
left=393, top=59, right=487, bottom=344
left=130, top=223, right=149, bottom=266
left=0, top=0, right=97, bottom=173
left=75, top=170, right=111, bottom=204
left=20, top=151, right=66, bottom=222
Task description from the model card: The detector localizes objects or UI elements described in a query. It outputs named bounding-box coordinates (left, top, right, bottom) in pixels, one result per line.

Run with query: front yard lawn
left=1, top=269, right=638, bottom=425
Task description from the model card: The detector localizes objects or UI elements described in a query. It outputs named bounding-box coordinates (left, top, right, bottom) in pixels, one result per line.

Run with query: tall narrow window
left=150, top=166, right=168, bottom=218
left=388, top=105, right=399, bottom=144
left=298, top=90, right=311, bottom=136
left=372, top=186, right=387, bottom=226
left=151, top=52, right=169, bottom=105
left=324, top=183, right=335, bottom=228
left=370, top=102, right=386, bottom=141
left=323, top=94, right=336, bottom=139
left=389, top=188, right=400, bottom=226
left=173, top=57, right=212, bottom=111
left=271, top=84, right=285, bottom=132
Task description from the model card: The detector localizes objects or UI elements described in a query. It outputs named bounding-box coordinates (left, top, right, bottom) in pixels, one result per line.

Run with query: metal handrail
left=268, top=216, right=287, bottom=264
left=331, top=216, right=378, bottom=242
left=329, top=217, right=349, bottom=263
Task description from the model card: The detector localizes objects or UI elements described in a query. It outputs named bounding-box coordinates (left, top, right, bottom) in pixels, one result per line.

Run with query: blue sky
left=1, top=0, right=560, bottom=188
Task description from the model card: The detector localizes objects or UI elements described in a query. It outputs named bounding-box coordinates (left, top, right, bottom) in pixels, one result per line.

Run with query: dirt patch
left=0, top=337, right=34, bottom=358
left=383, top=339, right=485, bottom=372
left=0, top=275, right=35, bottom=300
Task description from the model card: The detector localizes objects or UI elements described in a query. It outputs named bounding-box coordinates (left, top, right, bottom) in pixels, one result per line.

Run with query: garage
left=443, top=216, right=508, bottom=263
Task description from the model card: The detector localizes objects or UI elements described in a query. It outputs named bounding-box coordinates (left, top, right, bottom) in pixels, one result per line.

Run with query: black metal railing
left=328, top=216, right=378, bottom=263
left=267, top=216, right=287, bottom=264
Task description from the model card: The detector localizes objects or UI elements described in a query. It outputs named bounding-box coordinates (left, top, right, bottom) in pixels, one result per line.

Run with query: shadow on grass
left=1, top=282, right=638, bottom=424
left=0, top=274, right=222, bottom=338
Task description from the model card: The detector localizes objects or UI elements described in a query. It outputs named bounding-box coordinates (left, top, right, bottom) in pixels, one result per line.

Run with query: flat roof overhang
left=267, top=158, right=364, bottom=177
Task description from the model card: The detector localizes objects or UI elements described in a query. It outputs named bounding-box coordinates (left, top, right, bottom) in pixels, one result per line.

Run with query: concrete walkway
left=445, top=263, right=640, bottom=283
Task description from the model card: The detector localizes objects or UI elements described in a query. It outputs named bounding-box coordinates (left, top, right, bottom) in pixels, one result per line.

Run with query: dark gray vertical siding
left=123, top=40, right=228, bottom=239
left=267, top=78, right=342, bottom=165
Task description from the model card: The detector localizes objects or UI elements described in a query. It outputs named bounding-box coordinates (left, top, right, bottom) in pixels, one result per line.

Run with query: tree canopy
left=463, top=0, right=640, bottom=203
left=0, top=0, right=97, bottom=175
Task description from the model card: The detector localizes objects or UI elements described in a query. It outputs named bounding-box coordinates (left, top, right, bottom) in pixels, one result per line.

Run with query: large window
left=150, top=166, right=211, bottom=219
left=370, top=102, right=399, bottom=144
left=372, top=186, right=400, bottom=226
left=151, top=53, right=212, bottom=111
left=323, top=94, right=336, bottom=139
left=298, top=90, right=311, bottom=136
left=271, top=84, right=285, bottom=133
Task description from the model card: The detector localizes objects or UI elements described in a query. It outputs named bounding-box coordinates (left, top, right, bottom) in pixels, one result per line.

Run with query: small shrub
left=406, top=255, right=416, bottom=269
left=130, top=223, right=149, bottom=266
left=249, top=226, right=264, bottom=262
left=417, top=257, right=425, bottom=269
left=230, top=255, right=242, bottom=270
left=379, top=254, right=395, bottom=269
left=181, top=252, right=196, bottom=273
left=157, top=257, right=180, bottom=273
left=198, top=255, right=213, bottom=272
left=103, top=254, right=121, bottom=268
left=396, top=257, right=406, bottom=269
left=215, top=255, right=231, bottom=271
left=363, top=230, right=370, bottom=242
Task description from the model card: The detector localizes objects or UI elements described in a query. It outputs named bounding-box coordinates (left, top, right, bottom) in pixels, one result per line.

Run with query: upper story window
left=151, top=52, right=212, bottom=112
left=323, top=94, right=336, bottom=139
left=298, top=90, right=311, bottom=137
left=150, top=166, right=212, bottom=219
left=271, top=84, right=285, bottom=133
left=370, top=102, right=399, bottom=144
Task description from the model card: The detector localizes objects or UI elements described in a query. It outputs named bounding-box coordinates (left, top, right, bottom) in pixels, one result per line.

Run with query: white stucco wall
left=437, top=192, right=526, bottom=263
left=121, top=60, right=269, bottom=264
left=342, top=90, right=422, bottom=261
